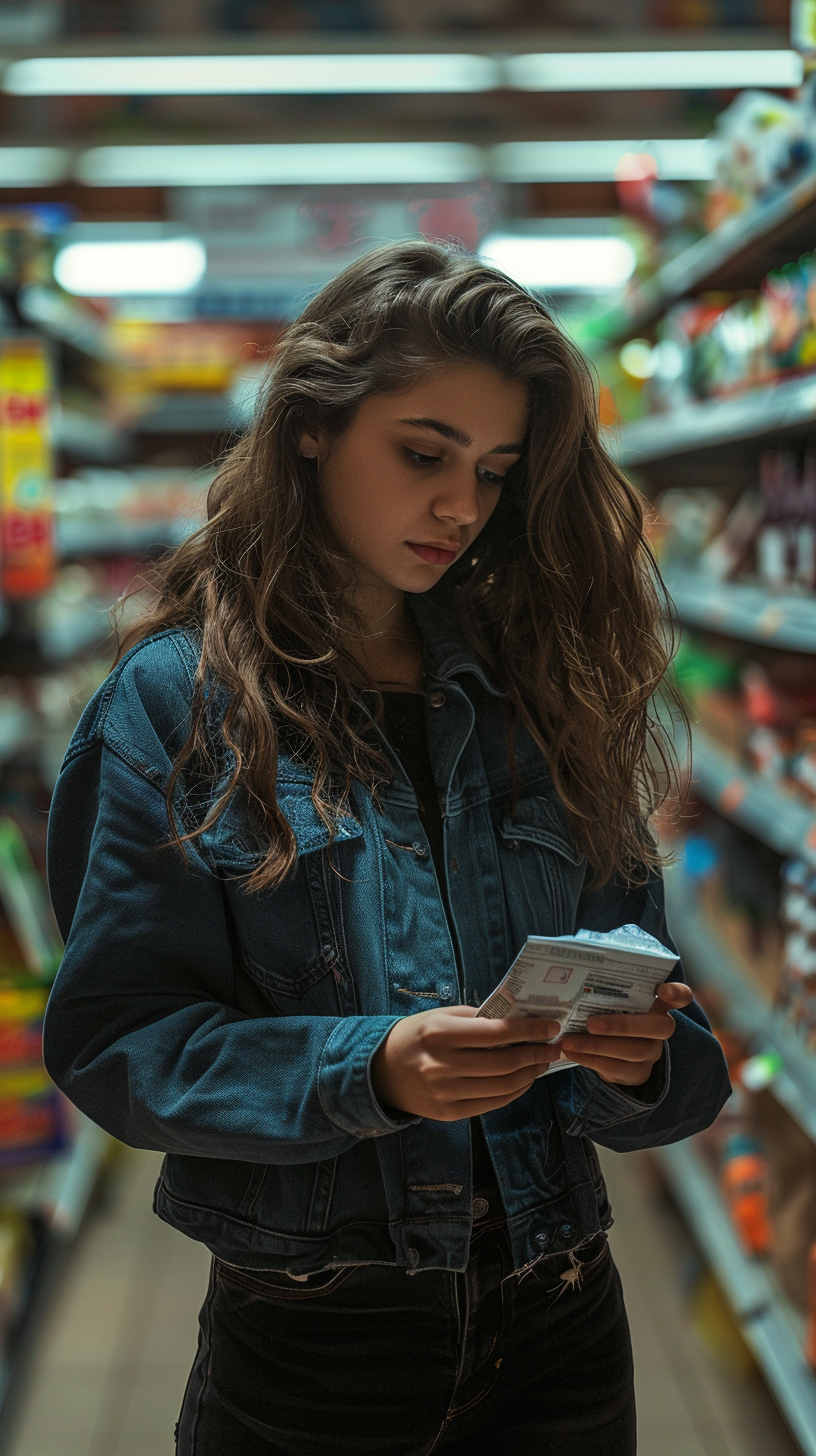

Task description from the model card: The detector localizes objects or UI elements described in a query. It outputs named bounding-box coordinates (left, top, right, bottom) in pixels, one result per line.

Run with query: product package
left=477, top=924, right=678, bottom=1074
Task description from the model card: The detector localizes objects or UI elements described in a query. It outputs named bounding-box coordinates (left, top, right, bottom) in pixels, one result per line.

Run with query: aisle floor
left=0, top=1146, right=803, bottom=1456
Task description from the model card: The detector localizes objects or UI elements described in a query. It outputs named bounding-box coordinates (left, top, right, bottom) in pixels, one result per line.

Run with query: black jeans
left=176, top=1212, right=635, bottom=1456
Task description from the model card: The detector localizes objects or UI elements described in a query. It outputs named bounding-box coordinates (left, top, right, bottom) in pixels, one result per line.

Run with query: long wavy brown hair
left=118, top=240, right=677, bottom=891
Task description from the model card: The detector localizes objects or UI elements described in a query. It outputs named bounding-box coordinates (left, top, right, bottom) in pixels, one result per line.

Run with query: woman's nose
left=432, top=468, right=481, bottom=526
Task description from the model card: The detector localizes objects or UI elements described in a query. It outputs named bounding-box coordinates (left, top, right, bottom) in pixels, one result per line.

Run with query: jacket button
left=472, top=1197, right=490, bottom=1220
left=559, top=1223, right=574, bottom=1240
left=534, top=1231, right=550, bottom=1247
left=438, top=984, right=453, bottom=1001
left=428, top=691, right=446, bottom=708
left=507, top=840, right=519, bottom=852
left=412, top=842, right=428, bottom=857
left=406, top=1246, right=420, bottom=1267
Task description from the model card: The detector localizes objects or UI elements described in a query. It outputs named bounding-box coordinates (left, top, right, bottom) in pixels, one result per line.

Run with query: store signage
left=0, top=337, right=54, bottom=599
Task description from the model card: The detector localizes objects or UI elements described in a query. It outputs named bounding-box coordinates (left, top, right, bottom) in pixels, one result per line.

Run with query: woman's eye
left=477, top=467, right=505, bottom=487
left=406, top=449, right=440, bottom=467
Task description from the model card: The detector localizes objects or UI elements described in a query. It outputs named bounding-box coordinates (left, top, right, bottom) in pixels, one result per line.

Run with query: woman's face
left=305, top=361, right=527, bottom=600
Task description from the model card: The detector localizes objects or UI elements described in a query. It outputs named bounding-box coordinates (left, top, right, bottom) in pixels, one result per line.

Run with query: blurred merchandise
left=720, top=1133, right=772, bottom=1256
left=0, top=1069, right=66, bottom=1168
left=99, top=319, right=278, bottom=427
left=53, top=465, right=211, bottom=544
left=755, top=1091, right=816, bottom=1307
left=0, top=337, right=55, bottom=601
left=605, top=240, right=816, bottom=419
left=0, top=818, right=61, bottom=981
left=706, top=89, right=812, bottom=231
left=686, top=1265, right=757, bottom=1377
left=808, top=1239, right=816, bottom=1371
left=0, top=1208, right=30, bottom=1353
left=654, top=451, right=816, bottom=592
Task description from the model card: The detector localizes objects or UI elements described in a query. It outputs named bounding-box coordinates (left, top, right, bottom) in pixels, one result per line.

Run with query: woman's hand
left=371, top=1006, right=561, bottom=1121
left=558, top=981, right=694, bottom=1087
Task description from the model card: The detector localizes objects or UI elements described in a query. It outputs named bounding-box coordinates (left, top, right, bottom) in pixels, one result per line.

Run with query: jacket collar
left=406, top=592, right=505, bottom=698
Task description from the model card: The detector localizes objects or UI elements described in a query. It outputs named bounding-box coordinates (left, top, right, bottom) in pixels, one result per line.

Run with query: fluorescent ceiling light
left=76, top=141, right=482, bottom=187
left=0, top=146, right=69, bottom=184
left=4, top=53, right=496, bottom=95
left=507, top=48, right=803, bottom=91
left=3, top=48, right=801, bottom=98
left=53, top=238, right=207, bottom=295
left=494, top=138, right=715, bottom=182
left=478, top=233, right=636, bottom=291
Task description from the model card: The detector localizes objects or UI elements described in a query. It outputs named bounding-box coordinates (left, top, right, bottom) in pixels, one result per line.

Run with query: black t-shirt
left=380, top=691, right=501, bottom=1203
left=380, top=692, right=448, bottom=918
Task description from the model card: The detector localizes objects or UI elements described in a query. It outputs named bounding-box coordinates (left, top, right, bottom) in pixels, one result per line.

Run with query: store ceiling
left=0, top=22, right=794, bottom=233
left=0, top=28, right=792, bottom=155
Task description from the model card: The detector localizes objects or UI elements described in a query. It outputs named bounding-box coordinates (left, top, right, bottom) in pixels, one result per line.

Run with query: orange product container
left=806, top=1240, right=816, bottom=1371
left=720, top=1135, right=772, bottom=1257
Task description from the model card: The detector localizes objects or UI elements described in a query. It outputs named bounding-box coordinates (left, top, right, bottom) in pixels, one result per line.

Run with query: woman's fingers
left=433, top=1083, right=540, bottom=1120
left=444, top=1066, right=551, bottom=1100
left=581, top=1010, right=677, bottom=1040
left=558, top=1051, right=660, bottom=1086
left=656, top=981, right=693, bottom=1008
left=560, top=1033, right=663, bottom=1064
left=426, top=1010, right=561, bottom=1046
left=445, top=1044, right=561, bottom=1077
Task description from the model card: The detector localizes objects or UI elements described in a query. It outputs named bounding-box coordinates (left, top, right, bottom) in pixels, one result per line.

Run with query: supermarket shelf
left=17, top=286, right=112, bottom=363
left=687, top=726, right=816, bottom=864
left=55, top=396, right=238, bottom=457
left=618, top=374, right=816, bottom=467
left=605, top=164, right=816, bottom=342
left=3, top=1114, right=111, bottom=1240
left=133, top=394, right=236, bottom=436
left=0, top=706, right=36, bottom=768
left=38, top=605, right=113, bottom=664
left=666, top=571, right=816, bottom=653
left=0, top=1116, right=112, bottom=1439
left=664, top=863, right=816, bottom=1143
left=655, top=1138, right=816, bottom=1456
left=53, top=408, right=133, bottom=466
left=55, top=514, right=197, bottom=559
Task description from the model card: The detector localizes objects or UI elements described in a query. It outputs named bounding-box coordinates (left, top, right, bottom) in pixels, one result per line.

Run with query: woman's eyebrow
left=397, top=416, right=524, bottom=453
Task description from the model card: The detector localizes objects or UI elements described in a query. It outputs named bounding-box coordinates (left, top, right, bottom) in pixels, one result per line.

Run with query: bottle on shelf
left=757, top=451, right=796, bottom=589
left=797, top=451, right=816, bottom=590
left=720, top=1132, right=772, bottom=1256
left=807, top=1239, right=816, bottom=1372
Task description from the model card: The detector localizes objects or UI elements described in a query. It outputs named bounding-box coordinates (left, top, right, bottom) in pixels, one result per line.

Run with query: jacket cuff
left=571, top=1041, right=672, bottom=1130
left=318, top=1016, right=420, bottom=1137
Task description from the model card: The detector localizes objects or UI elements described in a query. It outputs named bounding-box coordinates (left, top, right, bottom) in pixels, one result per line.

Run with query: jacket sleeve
left=44, top=668, right=413, bottom=1165
left=550, top=868, right=731, bottom=1152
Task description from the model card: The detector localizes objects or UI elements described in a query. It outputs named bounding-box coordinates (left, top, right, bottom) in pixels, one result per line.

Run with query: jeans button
left=472, top=1197, right=490, bottom=1220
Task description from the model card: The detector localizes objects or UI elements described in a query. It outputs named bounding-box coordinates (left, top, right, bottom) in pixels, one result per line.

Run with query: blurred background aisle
left=0, top=1147, right=804, bottom=1456
left=0, top=0, right=809, bottom=1452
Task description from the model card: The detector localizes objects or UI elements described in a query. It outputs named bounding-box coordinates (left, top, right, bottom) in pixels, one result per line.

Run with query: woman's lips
left=407, top=542, right=458, bottom=565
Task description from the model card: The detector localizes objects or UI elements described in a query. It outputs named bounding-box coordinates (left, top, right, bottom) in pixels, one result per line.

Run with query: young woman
left=44, top=241, right=730, bottom=1455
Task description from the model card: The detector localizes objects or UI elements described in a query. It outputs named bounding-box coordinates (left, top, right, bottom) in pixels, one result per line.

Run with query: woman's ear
left=298, top=428, right=321, bottom=460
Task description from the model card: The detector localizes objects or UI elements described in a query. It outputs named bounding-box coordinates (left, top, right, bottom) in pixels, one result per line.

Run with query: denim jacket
left=43, top=594, right=730, bottom=1275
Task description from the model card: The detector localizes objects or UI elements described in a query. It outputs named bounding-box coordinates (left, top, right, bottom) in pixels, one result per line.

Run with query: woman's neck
left=342, top=584, right=425, bottom=692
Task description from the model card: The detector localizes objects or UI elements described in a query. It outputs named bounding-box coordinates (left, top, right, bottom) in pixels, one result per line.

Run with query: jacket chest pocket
left=225, top=861, right=343, bottom=1013
left=214, top=777, right=364, bottom=1016
left=494, top=790, right=586, bottom=940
